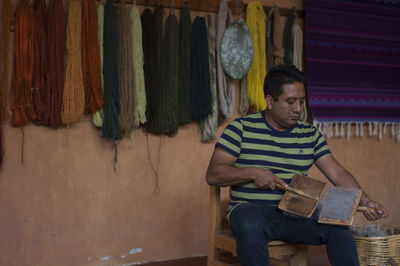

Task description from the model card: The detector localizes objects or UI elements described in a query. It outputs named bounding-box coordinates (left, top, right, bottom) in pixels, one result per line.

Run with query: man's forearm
left=206, top=164, right=255, bottom=187
left=332, top=168, right=372, bottom=205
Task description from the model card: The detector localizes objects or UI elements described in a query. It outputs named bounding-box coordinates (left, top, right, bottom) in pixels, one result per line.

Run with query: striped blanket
left=305, top=0, right=400, bottom=139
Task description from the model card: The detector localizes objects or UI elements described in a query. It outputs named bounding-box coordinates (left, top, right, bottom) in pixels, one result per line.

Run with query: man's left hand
left=363, top=200, right=388, bottom=221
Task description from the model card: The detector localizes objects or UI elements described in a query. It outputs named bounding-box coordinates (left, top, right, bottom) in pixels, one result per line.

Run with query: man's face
left=266, top=82, right=306, bottom=131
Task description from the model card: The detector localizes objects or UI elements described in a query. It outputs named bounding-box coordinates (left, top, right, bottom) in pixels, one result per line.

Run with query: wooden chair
left=208, top=186, right=308, bottom=266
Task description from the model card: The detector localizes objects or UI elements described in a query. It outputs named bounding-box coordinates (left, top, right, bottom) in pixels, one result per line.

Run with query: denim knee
left=229, top=204, right=272, bottom=243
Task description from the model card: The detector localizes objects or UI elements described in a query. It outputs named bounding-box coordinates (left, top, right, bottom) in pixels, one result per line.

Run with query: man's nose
left=293, top=101, right=301, bottom=113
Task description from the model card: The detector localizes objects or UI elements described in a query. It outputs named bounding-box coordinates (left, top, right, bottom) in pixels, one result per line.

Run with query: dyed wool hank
left=190, top=16, right=211, bottom=122
left=82, top=0, right=103, bottom=116
left=246, top=1, right=266, bottom=111
left=32, top=0, right=50, bottom=125
left=62, top=0, right=85, bottom=125
left=47, top=0, right=66, bottom=128
left=131, top=5, right=147, bottom=127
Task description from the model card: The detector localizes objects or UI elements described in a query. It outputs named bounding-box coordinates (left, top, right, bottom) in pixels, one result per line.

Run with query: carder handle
left=275, top=183, right=317, bottom=200
left=357, top=206, right=372, bottom=212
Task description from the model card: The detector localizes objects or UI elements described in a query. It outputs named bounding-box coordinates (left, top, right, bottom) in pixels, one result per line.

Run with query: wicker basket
left=351, top=224, right=400, bottom=266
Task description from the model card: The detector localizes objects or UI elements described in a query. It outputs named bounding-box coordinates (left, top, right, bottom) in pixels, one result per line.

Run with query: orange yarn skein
left=62, top=0, right=85, bottom=125
left=82, top=0, right=103, bottom=115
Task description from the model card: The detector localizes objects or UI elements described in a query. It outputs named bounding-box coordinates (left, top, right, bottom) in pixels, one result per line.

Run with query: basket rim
left=351, top=224, right=400, bottom=240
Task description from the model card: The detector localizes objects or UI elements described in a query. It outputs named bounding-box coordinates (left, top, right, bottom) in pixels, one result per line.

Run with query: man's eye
left=287, top=100, right=295, bottom=105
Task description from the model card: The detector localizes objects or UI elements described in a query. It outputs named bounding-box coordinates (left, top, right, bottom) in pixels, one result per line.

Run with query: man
left=206, top=64, right=388, bottom=266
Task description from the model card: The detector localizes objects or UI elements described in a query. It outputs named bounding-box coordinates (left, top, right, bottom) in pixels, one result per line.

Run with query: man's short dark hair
left=263, top=64, right=305, bottom=100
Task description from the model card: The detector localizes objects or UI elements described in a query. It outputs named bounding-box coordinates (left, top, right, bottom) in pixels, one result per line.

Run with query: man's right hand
left=253, top=169, right=288, bottom=190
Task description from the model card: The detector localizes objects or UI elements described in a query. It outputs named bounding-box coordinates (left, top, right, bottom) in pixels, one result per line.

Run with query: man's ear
left=265, top=95, right=274, bottom=110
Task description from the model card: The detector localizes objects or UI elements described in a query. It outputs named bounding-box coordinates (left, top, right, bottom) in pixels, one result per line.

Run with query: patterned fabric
left=216, top=111, right=330, bottom=218
left=305, top=0, right=400, bottom=125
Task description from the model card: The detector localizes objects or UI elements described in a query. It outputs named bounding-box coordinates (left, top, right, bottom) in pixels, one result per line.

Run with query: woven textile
left=305, top=0, right=400, bottom=137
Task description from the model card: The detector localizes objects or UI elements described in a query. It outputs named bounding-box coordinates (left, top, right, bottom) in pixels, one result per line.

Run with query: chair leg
left=289, top=245, right=308, bottom=266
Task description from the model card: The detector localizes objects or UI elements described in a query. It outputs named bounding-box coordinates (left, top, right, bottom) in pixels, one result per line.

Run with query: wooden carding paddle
left=317, top=187, right=364, bottom=226
left=277, top=174, right=326, bottom=218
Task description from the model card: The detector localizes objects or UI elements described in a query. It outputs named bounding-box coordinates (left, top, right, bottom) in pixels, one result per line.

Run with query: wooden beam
left=104, top=0, right=304, bottom=18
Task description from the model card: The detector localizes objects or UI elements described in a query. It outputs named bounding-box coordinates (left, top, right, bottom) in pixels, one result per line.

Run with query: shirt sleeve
left=313, top=128, right=331, bottom=161
left=215, top=118, right=243, bottom=158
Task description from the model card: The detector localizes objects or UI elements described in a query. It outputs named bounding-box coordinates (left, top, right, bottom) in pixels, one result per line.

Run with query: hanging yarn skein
left=117, top=4, right=136, bottom=133
left=102, top=0, right=121, bottom=141
left=141, top=8, right=156, bottom=132
left=239, top=76, right=249, bottom=116
left=293, top=23, right=303, bottom=71
left=131, top=5, right=147, bottom=127
left=272, top=7, right=285, bottom=66
left=178, top=6, right=192, bottom=126
left=47, top=0, right=66, bottom=128
left=10, top=0, right=35, bottom=164
left=216, top=0, right=235, bottom=118
left=32, top=0, right=50, bottom=125
left=0, top=0, right=12, bottom=121
left=283, top=7, right=296, bottom=65
left=10, top=0, right=36, bottom=128
left=93, top=3, right=105, bottom=128
left=190, top=16, right=211, bottom=122
left=155, top=12, right=180, bottom=136
left=200, top=14, right=218, bottom=142
left=265, top=6, right=276, bottom=73
left=62, top=0, right=85, bottom=125
left=0, top=125, right=3, bottom=168
left=82, top=0, right=103, bottom=116
left=145, top=6, right=164, bottom=134
left=246, top=1, right=266, bottom=111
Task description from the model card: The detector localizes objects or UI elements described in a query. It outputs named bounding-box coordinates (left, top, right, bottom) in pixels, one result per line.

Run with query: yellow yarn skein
left=246, top=1, right=267, bottom=111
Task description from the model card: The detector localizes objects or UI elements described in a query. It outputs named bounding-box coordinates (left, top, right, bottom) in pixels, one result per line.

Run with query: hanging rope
left=178, top=6, right=192, bottom=126
left=145, top=6, right=163, bottom=134
left=283, top=7, right=296, bottom=65
left=190, top=17, right=211, bottom=122
left=47, top=0, right=66, bottom=128
left=93, top=2, right=105, bottom=128
left=62, top=0, right=85, bottom=125
left=32, top=0, right=50, bottom=125
left=141, top=8, right=156, bottom=133
left=82, top=0, right=103, bottom=116
left=131, top=5, right=147, bottom=127
left=0, top=0, right=12, bottom=121
left=117, top=4, right=136, bottom=133
left=102, top=0, right=121, bottom=141
left=246, top=2, right=266, bottom=111
left=216, top=0, right=235, bottom=118
left=146, top=133, right=161, bottom=195
left=200, top=14, right=218, bottom=142
left=155, top=13, right=179, bottom=136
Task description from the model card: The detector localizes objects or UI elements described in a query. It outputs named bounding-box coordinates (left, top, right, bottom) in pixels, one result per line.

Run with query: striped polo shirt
left=215, top=111, right=331, bottom=217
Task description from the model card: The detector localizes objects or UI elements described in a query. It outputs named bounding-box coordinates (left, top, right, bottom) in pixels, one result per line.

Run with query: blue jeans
left=229, top=203, right=359, bottom=266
